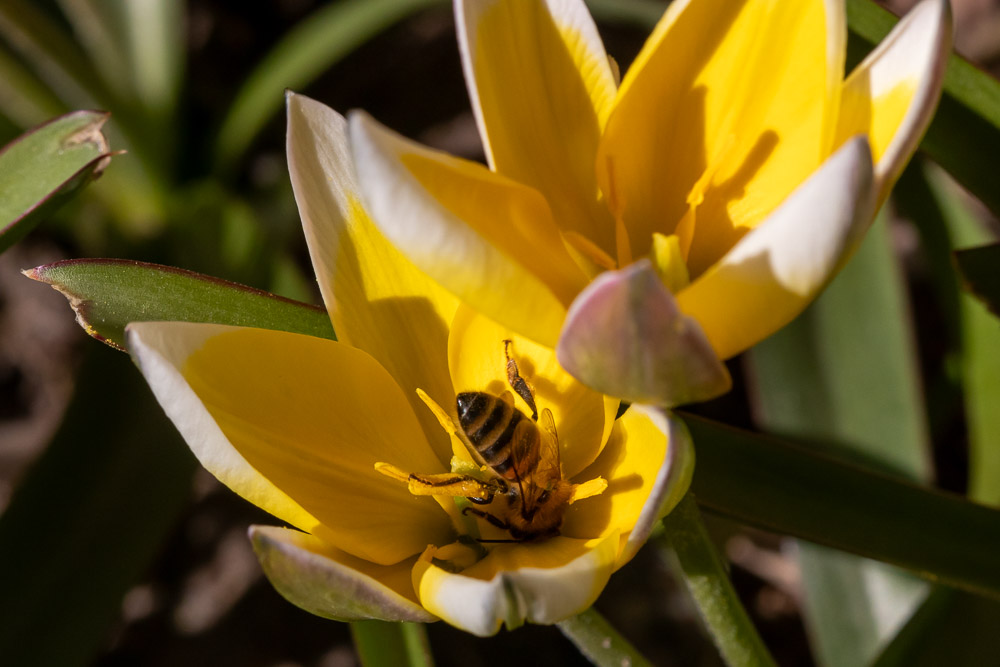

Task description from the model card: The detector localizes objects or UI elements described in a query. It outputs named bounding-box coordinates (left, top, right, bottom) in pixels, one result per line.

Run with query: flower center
left=374, top=340, right=607, bottom=548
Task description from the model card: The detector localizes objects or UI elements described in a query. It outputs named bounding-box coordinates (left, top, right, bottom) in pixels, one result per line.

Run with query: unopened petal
left=250, top=525, right=435, bottom=622
left=676, top=136, right=875, bottom=360
left=457, top=0, right=617, bottom=253
left=128, top=322, right=454, bottom=565
left=447, top=306, right=616, bottom=479
left=562, top=406, right=693, bottom=567
left=833, top=0, right=951, bottom=204
left=557, top=261, right=731, bottom=406
left=413, top=532, right=619, bottom=636
left=349, top=111, right=586, bottom=348
left=287, top=92, right=458, bottom=466
left=599, top=0, right=841, bottom=275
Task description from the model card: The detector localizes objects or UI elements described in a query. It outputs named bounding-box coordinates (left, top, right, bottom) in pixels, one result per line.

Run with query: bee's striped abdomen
left=457, top=391, right=533, bottom=478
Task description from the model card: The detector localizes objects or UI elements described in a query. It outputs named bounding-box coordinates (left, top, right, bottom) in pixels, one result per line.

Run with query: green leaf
left=954, top=243, right=1000, bottom=320
left=872, top=589, right=1000, bottom=667
left=684, top=413, right=1000, bottom=600
left=214, top=0, right=443, bottom=171
left=0, top=344, right=197, bottom=666
left=748, top=213, right=931, bottom=666
left=351, top=621, right=435, bottom=667
left=25, top=258, right=335, bottom=350
left=872, top=162, right=1000, bottom=666
left=845, top=0, right=1000, bottom=219
left=0, top=110, right=112, bottom=254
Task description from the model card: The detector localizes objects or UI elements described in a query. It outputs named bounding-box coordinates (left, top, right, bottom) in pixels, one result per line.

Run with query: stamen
left=651, top=233, right=691, bottom=294
left=678, top=133, right=737, bottom=261
left=563, top=230, right=617, bottom=275
left=569, top=476, right=608, bottom=504
left=601, top=154, right=634, bottom=269
left=416, top=388, right=459, bottom=435
left=374, top=462, right=410, bottom=483
left=614, top=211, right=632, bottom=269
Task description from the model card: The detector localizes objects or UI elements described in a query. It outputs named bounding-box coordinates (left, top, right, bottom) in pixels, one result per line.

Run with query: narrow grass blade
left=214, top=0, right=442, bottom=171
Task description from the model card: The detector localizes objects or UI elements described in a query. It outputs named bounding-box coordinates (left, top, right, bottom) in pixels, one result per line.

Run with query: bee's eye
left=538, top=490, right=550, bottom=504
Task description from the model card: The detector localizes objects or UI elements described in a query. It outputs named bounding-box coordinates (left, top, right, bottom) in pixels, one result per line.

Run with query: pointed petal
left=598, top=0, right=843, bottom=275
left=833, top=0, right=951, bottom=204
left=349, top=111, right=587, bottom=348
left=676, top=136, right=875, bottom=360
left=250, top=525, right=435, bottom=622
left=413, top=533, right=619, bottom=635
left=557, top=261, right=731, bottom=406
left=287, top=93, right=458, bottom=466
left=448, top=306, right=617, bottom=479
left=562, top=406, right=693, bottom=567
left=127, top=322, right=454, bottom=565
left=457, top=0, right=617, bottom=253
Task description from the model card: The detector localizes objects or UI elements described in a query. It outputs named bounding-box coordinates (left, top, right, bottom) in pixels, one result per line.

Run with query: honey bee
left=376, top=341, right=604, bottom=542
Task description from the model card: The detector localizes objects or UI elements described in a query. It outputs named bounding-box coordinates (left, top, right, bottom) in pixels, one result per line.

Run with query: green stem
left=557, top=607, right=653, bottom=667
left=350, top=621, right=434, bottom=667
left=659, top=493, right=777, bottom=667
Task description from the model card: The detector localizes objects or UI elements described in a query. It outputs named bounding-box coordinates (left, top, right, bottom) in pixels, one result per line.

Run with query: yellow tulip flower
left=125, top=94, right=693, bottom=636
left=348, top=0, right=951, bottom=404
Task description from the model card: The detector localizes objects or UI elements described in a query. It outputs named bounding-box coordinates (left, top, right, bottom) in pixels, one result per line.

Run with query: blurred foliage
left=1, top=1, right=1000, bottom=666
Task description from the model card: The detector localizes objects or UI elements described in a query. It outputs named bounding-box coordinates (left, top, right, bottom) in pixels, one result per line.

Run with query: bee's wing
left=536, top=407, right=562, bottom=483
left=504, top=416, right=540, bottom=485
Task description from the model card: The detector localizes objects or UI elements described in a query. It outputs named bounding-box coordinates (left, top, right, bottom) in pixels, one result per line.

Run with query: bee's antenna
left=476, top=538, right=520, bottom=544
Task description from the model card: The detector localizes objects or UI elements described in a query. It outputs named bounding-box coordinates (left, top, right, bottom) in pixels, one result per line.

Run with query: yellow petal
left=349, top=111, right=587, bottom=348
left=457, top=0, right=618, bottom=254
left=448, top=305, right=617, bottom=479
left=676, top=137, right=875, bottom=360
left=598, top=0, right=842, bottom=277
left=412, top=532, right=619, bottom=635
left=250, top=525, right=435, bottom=622
left=127, top=322, right=454, bottom=566
left=562, top=406, right=693, bottom=568
left=287, top=93, right=458, bottom=466
left=832, top=0, right=951, bottom=205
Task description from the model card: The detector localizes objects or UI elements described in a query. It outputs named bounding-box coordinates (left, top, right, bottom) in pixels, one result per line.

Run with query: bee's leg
left=466, top=490, right=495, bottom=505
left=503, top=339, right=538, bottom=421
left=462, top=506, right=510, bottom=531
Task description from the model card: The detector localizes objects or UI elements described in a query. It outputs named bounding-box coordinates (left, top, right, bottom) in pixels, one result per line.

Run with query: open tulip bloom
left=120, top=0, right=950, bottom=641
left=125, top=94, right=693, bottom=636
left=349, top=0, right=951, bottom=406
